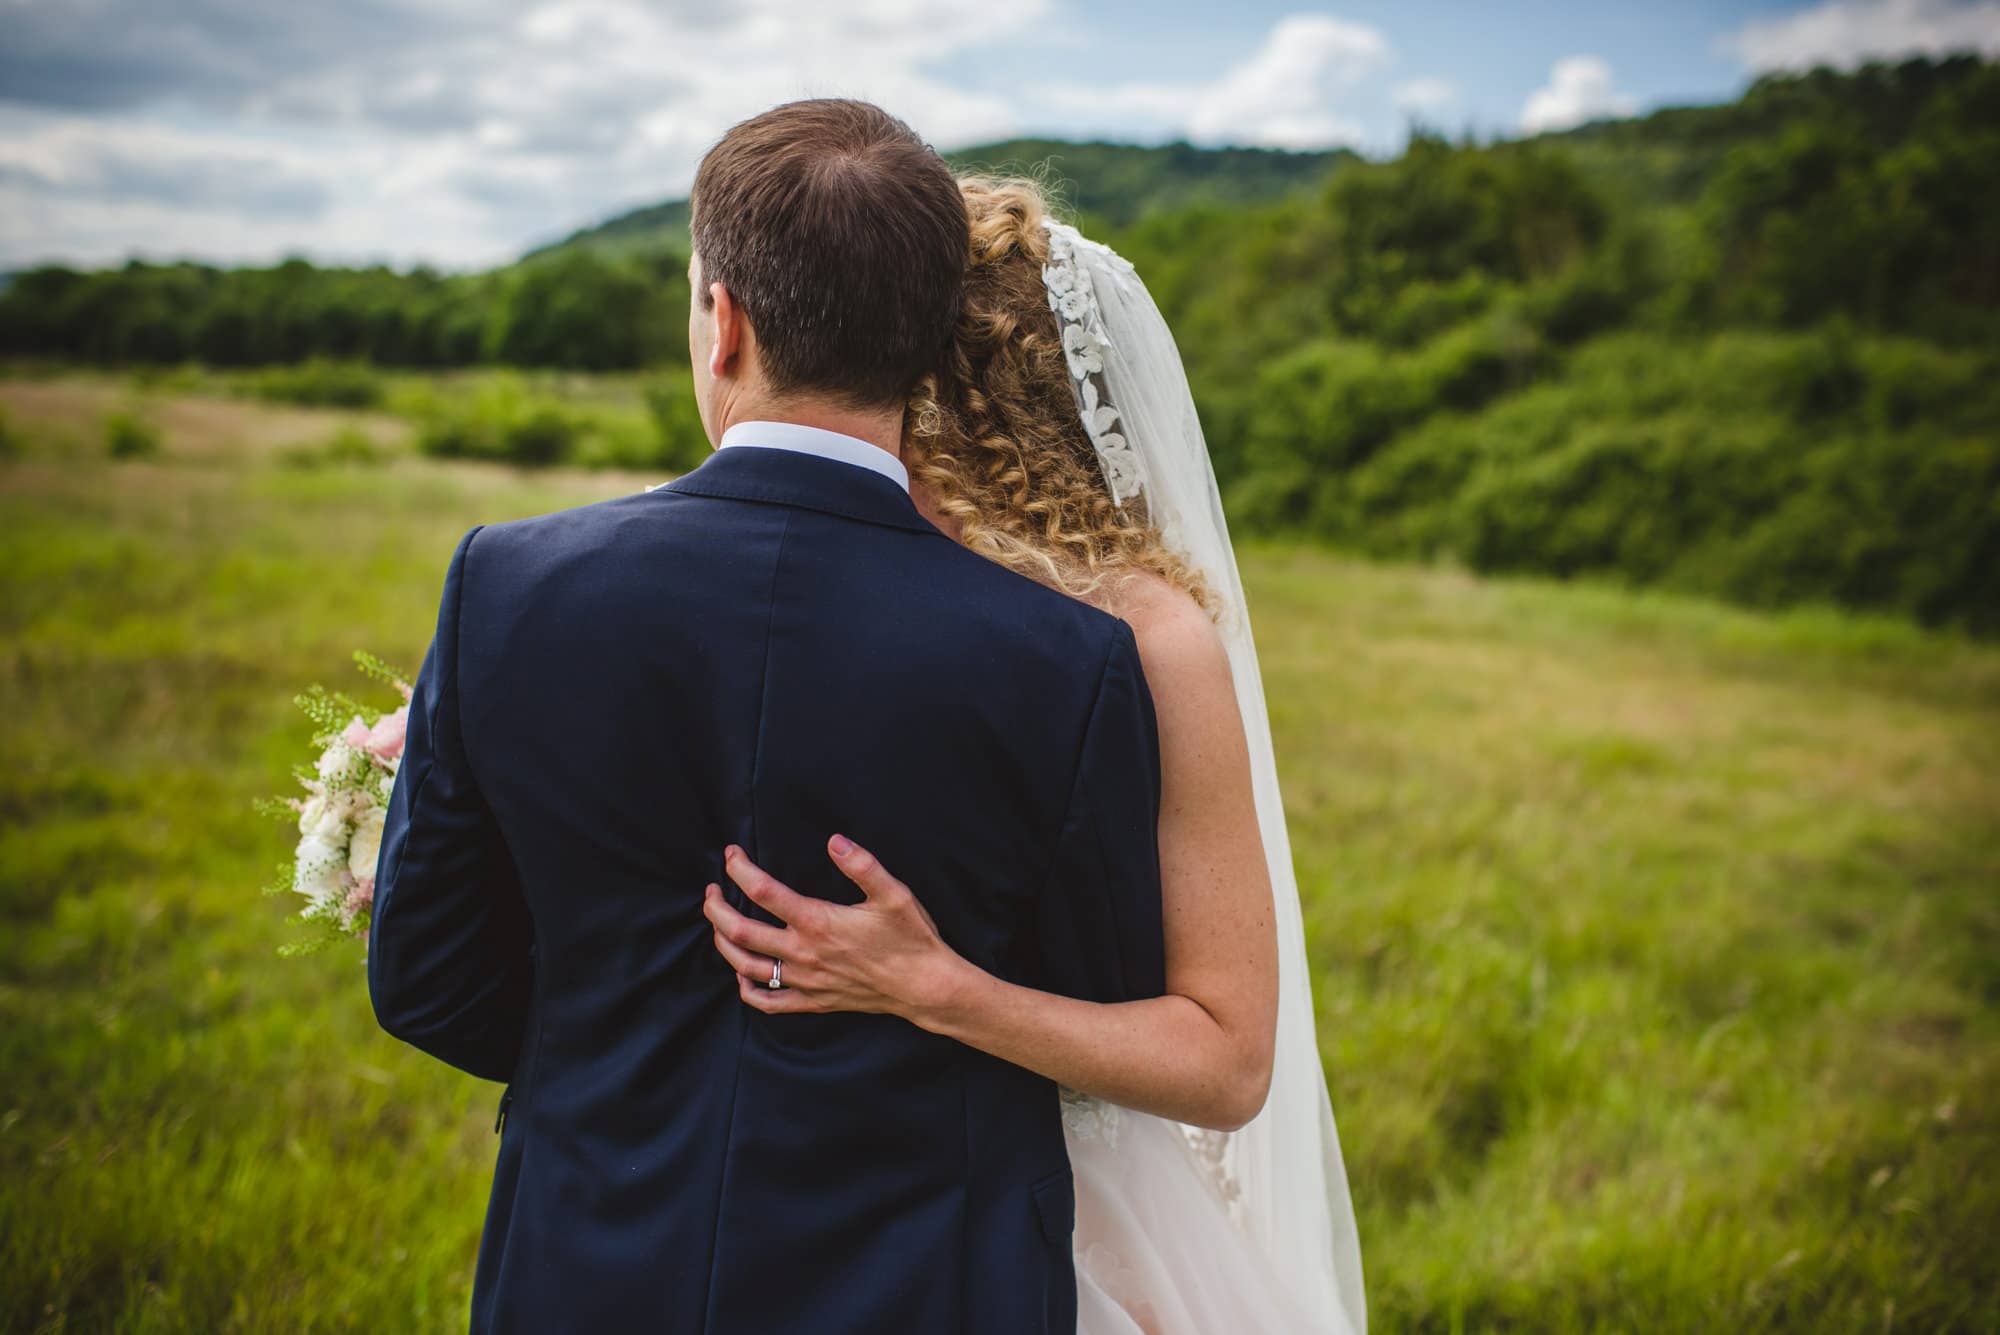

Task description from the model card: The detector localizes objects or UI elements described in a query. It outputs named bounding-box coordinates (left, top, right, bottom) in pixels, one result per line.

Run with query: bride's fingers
left=703, top=883, right=790, bottom=959
left=826, top=834, right=909, bottom=906
left=708, top=924, right=773, bottom=981
left=737, top=969, right=821, bottom=1014
left=828, top=834, right=940, bottom=935
left=723, top=846, right=822, bottom=928
left=710, top=922, right=817, bottom=998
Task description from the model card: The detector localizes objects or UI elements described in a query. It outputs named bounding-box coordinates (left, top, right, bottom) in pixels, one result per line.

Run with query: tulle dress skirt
left=1066, top=1102, right=1346, bottom=1335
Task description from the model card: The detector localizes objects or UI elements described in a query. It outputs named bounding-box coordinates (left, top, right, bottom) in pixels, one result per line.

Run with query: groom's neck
left=712, top=392, right=905, bottom=464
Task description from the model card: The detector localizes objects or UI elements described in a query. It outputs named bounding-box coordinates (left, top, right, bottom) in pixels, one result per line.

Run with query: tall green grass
left=1, top=395, right=1995, bottom=1330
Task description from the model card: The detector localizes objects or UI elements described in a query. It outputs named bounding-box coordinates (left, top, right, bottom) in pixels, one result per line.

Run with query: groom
left=367, top=99, right=1167, bottom=1334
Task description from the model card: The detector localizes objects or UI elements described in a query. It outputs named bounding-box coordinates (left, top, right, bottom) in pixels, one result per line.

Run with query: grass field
left=2, top=378, right=1996, bottom=1332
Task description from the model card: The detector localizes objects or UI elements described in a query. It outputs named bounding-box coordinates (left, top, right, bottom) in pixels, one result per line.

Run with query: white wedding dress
left=1039, top=222, right=1367, bottom=1335
left=1068, top=1103, right=1324, bottom=1333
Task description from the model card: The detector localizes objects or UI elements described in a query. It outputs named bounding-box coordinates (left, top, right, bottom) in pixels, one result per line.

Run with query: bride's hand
left=703, top=836, right=967, bottom=1020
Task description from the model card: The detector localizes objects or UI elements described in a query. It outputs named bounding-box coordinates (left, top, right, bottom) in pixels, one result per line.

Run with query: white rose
left=296, top=794, right=347, bottom=842
left=316, top=741, right=361, bottom=785
left=293, top=833, right=346, bottom=908
left=347, top=803, right=387, bottom=883
left=296, top=794, right=327, bottom=836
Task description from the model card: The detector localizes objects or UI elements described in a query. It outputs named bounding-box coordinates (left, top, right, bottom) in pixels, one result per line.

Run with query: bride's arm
left=704, top=591, right=1281, bottom=1132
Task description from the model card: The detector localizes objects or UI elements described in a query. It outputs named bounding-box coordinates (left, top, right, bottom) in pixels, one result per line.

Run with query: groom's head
left=687, top=98, right=967, bottom=438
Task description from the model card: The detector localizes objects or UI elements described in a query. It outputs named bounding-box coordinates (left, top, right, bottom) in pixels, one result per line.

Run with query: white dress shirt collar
left=718, top=420, right=910, bottom=493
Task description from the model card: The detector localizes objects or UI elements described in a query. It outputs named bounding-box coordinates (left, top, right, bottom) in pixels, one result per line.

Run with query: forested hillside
left=1123, top=55, right=2000, bottom=631
left=0, top=135, right=1343, bottom=371
left=528, top=137, right=1348, bottom=257
left=2, top=57, right=1994, bottom=629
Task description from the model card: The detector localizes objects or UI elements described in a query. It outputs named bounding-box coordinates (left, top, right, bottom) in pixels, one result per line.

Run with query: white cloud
left=1519, top=56, right=1638, bottom=134
left=1393, top=77, right=1458, bottom=114
left=1036, top=13, right=1392, bottom=151
left=0, top=123, right=329, bottom=218
left=1722, top=0, right=2000, bottom=72
left=0, top=112, right=518, bottom=267
left=0, top=0, right=1048, bottom=268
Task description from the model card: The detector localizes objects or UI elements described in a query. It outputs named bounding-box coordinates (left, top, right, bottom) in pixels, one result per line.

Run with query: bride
left=702, top=176, right=1366, bottom=1334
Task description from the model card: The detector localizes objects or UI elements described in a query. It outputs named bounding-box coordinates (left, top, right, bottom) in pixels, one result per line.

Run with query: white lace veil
left=1041, top=220, right=1368, bottom=1335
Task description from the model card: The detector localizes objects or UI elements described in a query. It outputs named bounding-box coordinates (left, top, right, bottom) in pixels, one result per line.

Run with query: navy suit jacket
left=367, top=443, right=1167, bottom=1334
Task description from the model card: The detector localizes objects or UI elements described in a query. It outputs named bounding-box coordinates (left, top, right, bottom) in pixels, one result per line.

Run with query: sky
left=1, top=0, right=1996, bottom=271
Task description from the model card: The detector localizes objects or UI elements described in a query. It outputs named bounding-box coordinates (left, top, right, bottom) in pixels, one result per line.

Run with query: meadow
left=1, top=376, right=1996, bottom=1332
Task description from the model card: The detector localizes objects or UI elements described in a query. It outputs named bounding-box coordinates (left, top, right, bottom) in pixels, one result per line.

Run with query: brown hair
left=691, top=99, right=968, bottom=408
left=905, top=175, right=1212, bottom=613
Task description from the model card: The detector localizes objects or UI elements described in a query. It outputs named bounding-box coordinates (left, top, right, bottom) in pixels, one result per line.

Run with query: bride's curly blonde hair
left=903, top=175, right=1212, bottom=613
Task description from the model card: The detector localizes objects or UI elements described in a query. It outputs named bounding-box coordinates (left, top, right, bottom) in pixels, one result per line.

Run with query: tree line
left=0, top=249, right=689, bottom=371
left=5, top=59, right=1991, bottom=372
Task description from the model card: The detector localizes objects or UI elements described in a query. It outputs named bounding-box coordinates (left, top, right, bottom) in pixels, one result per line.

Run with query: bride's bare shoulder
left=1106, top=573, right=1233, bottom=714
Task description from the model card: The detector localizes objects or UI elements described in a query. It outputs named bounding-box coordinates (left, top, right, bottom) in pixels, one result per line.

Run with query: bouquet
left=260, top=651, right=410, bottom=953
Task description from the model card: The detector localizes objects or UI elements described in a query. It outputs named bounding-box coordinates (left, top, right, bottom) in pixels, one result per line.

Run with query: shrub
left=1257, top=327, right=2000, bottom=632
left=245, top=359, right=386, bottom=409
left=128, top=363, right=205, bottom=394
left=1764, top=320, right=1865, bottom=420
left=104, top=410, right=163, bottom=460
left=1234, top=311, right=1554, bottom=531
left=1448, top=414, right=1797, bottom=582
left=568, top=415, right=664, bottom=471
left=1376, top=274, right=1499, bottom=348
left=1717, top=430, right=2000, bottom=632
left=279, top=426, right=385, bottom=470
left=414, top=375, right=579, bottom=468
left=1408, top=307, right=1546, bottom=412
left=641, top=374, right=712, bottom=474
left=502, top=405, right=575, bottom=468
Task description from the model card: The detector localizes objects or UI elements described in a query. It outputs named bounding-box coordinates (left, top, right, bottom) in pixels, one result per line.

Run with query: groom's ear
left=708, top=280, right=745, bottom=381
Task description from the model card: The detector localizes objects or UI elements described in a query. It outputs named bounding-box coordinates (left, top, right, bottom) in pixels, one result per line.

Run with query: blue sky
left=0, top=0, right=1995, bottom=270
left=938, top=0, right=1812, bottom=146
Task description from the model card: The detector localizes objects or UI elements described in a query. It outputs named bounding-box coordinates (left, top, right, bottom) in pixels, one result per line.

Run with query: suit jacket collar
left=658, top=442, right=943, bottom=537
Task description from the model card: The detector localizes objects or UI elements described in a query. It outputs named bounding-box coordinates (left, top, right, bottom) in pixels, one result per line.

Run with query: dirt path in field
left=0, top=378, right=413, bottom=462
left=0, top=376, right=662, bottom=505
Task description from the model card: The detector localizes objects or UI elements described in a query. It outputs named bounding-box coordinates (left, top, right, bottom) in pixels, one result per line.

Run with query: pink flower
left=365, top=705, right=407, bottom=761
left=342, top=716, right=371, bottom=750
left=344, top=876, right=375, bottom=930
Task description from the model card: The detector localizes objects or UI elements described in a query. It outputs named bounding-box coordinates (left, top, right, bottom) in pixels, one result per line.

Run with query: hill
left=526, top=137, right=1351, bottom=259
left=1544, top=52, right=1997, bottom=206
left=525, top=198, right=692, bottom=261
